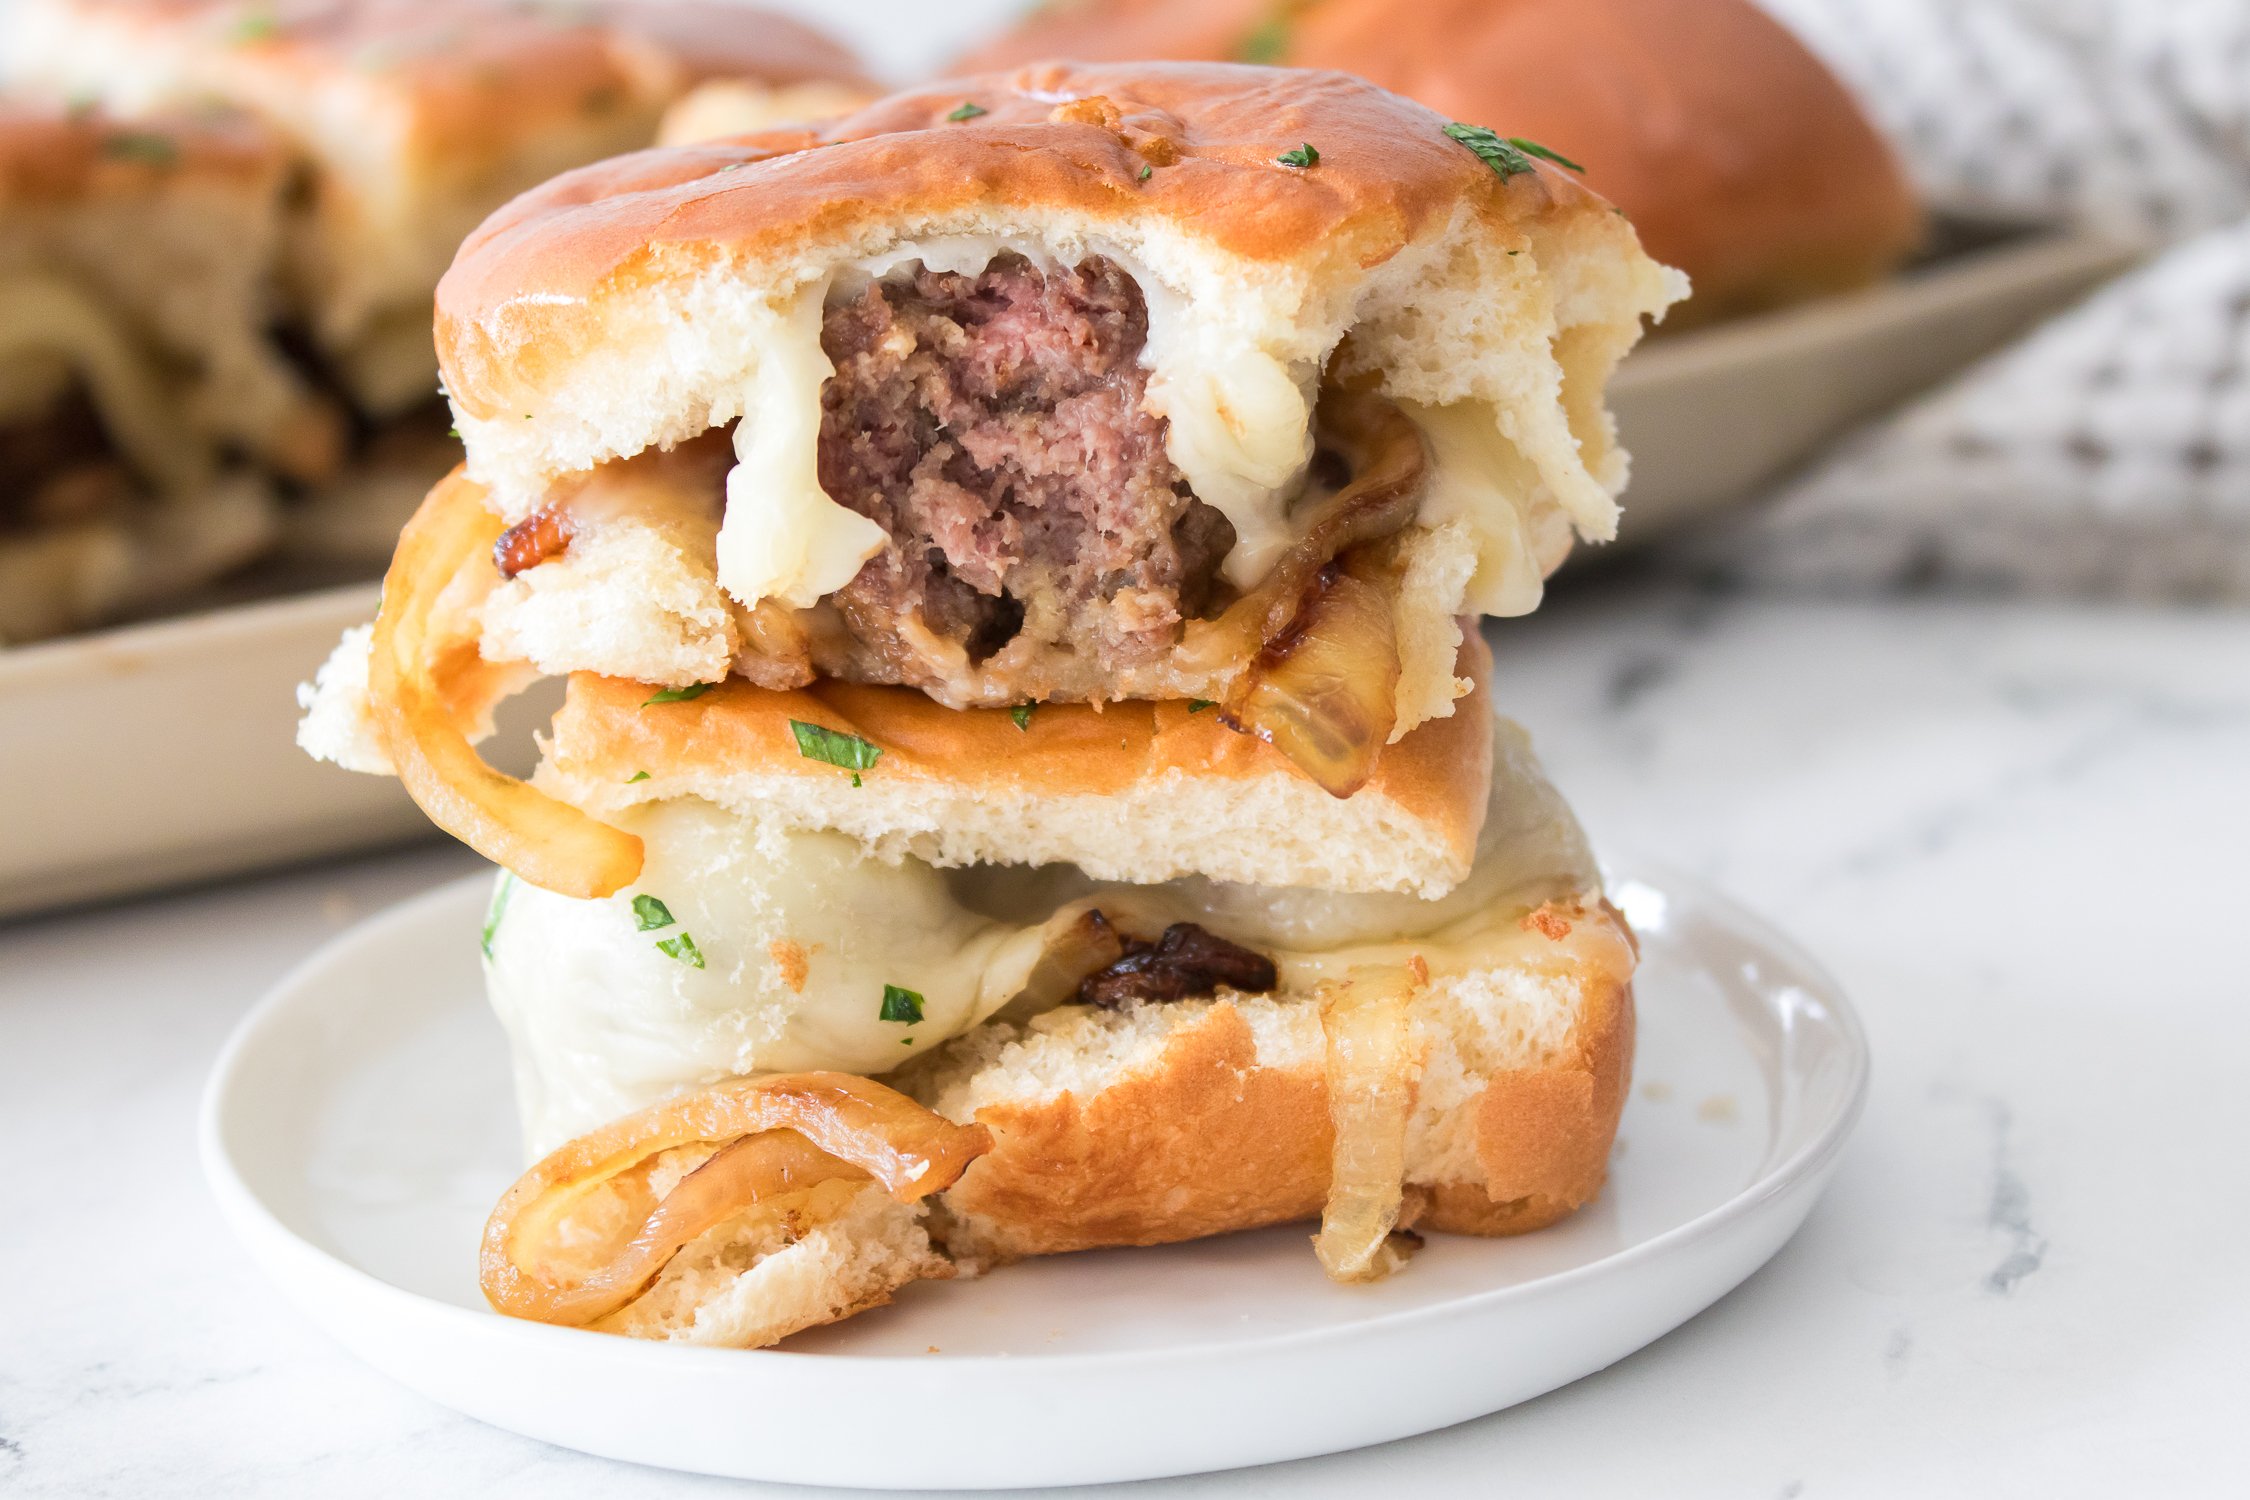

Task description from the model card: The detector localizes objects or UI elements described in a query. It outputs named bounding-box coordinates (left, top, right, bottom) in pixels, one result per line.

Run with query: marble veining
left=4, top=575, right=2247, bottom=1496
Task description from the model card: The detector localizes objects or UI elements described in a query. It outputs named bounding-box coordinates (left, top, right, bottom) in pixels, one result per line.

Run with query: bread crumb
left=769, top=939, right=809, bottom=992
left=1521, top=906, right=1573, bottom=940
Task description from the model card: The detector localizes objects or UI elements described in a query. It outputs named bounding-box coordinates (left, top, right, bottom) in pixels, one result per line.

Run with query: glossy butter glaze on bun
left=960, top=0, right=1921, bottom=327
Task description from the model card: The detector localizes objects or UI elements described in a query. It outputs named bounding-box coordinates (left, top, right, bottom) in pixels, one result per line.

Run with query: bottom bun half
left=910, top=898, right=1635, bottom=1262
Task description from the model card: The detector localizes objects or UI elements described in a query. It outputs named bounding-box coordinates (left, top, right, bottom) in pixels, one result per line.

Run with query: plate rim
left=200, top=858, right=1870, bottom=1374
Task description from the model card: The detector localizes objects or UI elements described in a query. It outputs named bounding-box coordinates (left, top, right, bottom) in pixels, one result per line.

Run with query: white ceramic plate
left=2, top=229, right=2129, bottom=919
left=201, top=861, right=1868, bottom=1489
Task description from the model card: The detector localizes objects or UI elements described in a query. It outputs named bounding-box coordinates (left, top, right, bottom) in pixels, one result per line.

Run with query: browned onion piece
left=367, top=470, right=645, bottom=898
left=1178, top=389, right=1426, bottom=675
left=1312, top=962, right=1423, bottom=1284
left=500, top=1129, right=862, bottom=1327
left=481, top=1072, right=992, bottom=1327
left=1007, top=906, right=1130, bottom=1016
left=492, top=504, right=575, bottom=578
left=1224, top=555, right=1400, bottom=798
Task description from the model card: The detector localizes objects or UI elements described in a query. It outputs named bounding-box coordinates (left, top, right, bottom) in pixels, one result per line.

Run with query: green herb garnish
left=1189, top=699, right=1216, bottom=713
left=945, top=101, right=987, bottom=123
left=1508, top=137, right=1584, bottom=173
left=101, top=131, right=178, bottom=168
left=1275, top=142, right=1319, bottom=170
left=1235, top=19, right=1289, bottom=64
left=1443, top=123, right=1583, bottom=179
left=447, top=426, right=461, bottom=438
left=790, top=720, right=881, bottom=777
left=880, top=984, right=925, bottom=1024
left=644, top=682, right=713, bottom=705
left=230, top=13, right=279, bottom=44
left=480, top=871, right=516, bottom=961
left=1139, top=164, right=1153, bottom=182
left=627, top=770, right=649, bottom=783
left=1011, top=703, right=1036, bottom=731
left=631, top=894, right=675, bottom=932
left=656, top=932, right=705, bottom=968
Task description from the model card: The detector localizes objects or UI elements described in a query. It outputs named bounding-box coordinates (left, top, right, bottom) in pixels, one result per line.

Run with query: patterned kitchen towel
left=1689, top=217, right=2250, bottom=600
left=1757, top=0, right=2250, bottom=241
left=1695, top=0, right=2250, bottom=599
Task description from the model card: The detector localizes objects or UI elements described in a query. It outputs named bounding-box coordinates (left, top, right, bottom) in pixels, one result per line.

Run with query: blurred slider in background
left=0, top=0, right=873, bottom=644
left=959, top=0, right=1925, bottom=328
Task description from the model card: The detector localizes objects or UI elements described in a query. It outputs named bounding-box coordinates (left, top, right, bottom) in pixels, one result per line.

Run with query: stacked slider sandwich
left=0, top=0, right=872, bottom=598
left=301, top=62, right=1681, bottom=1347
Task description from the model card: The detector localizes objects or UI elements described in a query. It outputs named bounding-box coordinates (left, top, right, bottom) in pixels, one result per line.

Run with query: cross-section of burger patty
left=815, top=253, right=1235, bottom=691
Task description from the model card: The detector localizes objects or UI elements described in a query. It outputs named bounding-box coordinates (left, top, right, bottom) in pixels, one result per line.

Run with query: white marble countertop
left=5, top=575, right=2246, bottom=1497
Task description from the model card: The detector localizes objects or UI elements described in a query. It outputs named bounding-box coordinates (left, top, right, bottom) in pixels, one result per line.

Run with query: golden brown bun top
left=23, top=1, right=872, bottom=166
left=436, top=60, right=1615, bottom=419
left=0, top=103, right=284, bottom=202
left=961, top=0, right=1922, bottom=324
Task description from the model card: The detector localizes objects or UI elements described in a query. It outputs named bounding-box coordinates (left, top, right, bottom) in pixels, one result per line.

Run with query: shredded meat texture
left=1077, top=921, right=1279, bottom=1010
left=815, top=253, right=1233, bottom=694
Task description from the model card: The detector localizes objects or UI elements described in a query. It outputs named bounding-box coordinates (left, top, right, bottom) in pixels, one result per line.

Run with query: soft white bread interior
left=581, top=1164, right=950, bottom=1349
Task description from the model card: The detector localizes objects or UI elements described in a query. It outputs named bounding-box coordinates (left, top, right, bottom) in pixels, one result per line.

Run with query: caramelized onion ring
left=482, top=1072, right=991, bottom=1327
left=1312, top=961, right=1423, bottom=1283
left=1223, top=551, right=1401, bottom=798
left=1179, top=390, right=1426, bottom=675
left=368, top=469, right=644, bottom=898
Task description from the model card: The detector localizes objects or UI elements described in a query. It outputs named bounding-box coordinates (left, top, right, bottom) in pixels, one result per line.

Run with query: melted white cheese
left=486, top=721, right=1598, bottom=1157
left=708, top=239, right=1570, bottom=616
left=713, top=283, right=887, bottom=609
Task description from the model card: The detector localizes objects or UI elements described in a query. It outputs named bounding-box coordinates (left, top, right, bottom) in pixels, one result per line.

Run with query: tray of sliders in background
left=0, top=0, right=2139, bottom=919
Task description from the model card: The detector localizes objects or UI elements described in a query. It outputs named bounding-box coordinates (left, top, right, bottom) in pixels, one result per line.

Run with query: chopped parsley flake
left=656, top=932, right=705, bottom=968
left=1444, top=123, right=1584, bottom=179
left=945, top=101, right=987, bottom=123
left=644, top=682, right=713, bottom=705
left=1508, top=137, right=1585, bottom=173
left=791, top=720, right=881, bottom=775
left=1189, top=699, right=1217, bottom=713
left=102, top=131, right=178, bottom=167
left=1275, top=142, right=1320, bottom=170
left=631, top=894, right=675, bottom=932
left=880, top=984, right=925, bottom=1024
left=447, top=426, right=461, bottom=438
left=627, top=770, right=650, bottom=783
left=1139, top=164, right=1153, bottom=182
left=480, top=871, right=515, bottom=960
left=1011, top=703, right=1036, bottom=731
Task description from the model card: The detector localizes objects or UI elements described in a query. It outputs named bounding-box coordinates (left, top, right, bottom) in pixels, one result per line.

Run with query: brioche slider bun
left=533, top=632, right=1497, bottom=898
left=960, top=0, right=1920, bottom=327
